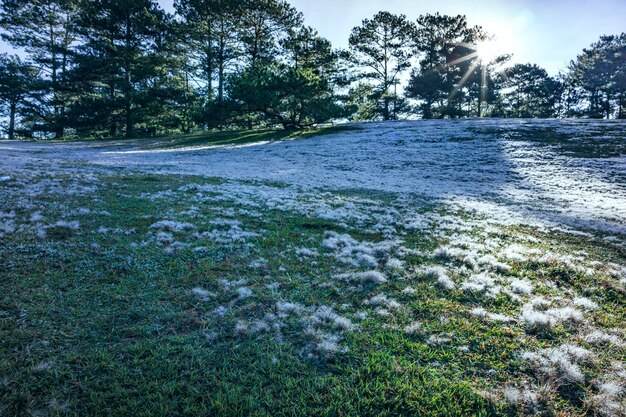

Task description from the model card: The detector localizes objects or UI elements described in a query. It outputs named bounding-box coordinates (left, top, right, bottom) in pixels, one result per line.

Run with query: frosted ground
left=0, top=119, right=625, bottom=416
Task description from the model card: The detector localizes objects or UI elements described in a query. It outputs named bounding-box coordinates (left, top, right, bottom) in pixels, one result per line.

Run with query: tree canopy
left=0, top=3, right=624, bottom=139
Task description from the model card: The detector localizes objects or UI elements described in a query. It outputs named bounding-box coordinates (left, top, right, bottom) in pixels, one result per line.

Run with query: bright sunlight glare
left=476, top=40, right=504, bottom=63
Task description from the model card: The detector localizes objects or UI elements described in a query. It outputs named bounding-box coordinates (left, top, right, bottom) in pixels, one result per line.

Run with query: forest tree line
left=0, top=0, right=625, bottom=139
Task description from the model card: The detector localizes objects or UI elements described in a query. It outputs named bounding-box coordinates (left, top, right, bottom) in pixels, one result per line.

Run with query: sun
left=475, top=40, right=503, bottom=63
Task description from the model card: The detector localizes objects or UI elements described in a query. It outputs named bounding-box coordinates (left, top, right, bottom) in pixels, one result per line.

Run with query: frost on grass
left=433, top=246, right=470, bottom=264
left=471, top=307, right=514, bottom=323
left=192, top=287, right=216, bottom=300
left=404, top=321, right=423, bottom=335
left=401, top=286, right=417, bottom=295
left=500, top=244, right=540, bottom=262
left=322, top=231, right=396, bottom=268
left=334, top=270, right=387, bottom=285
left=364, top=294, right=402, bottom=310
left=521, top=343, right=594, bottom=384
left=521, top=299, right=585, bottom=335
left=573, top=296, right=598, bottom=311
left=300, top=306, right=355, bottom=358
left=421, top=265, right=454, bottom=290
left=460, top=272, right=502, bottom=298
left=386, top=258, right=404, bottom=271
left=476, top=254, right=511, bottom=274
left=295, top=247, right=318, bottom=257
left=199, top=222, right=259, bottom=244
left=509, top=278, right=534, bottom=295
left=428, top=334, right=452, bottom=346
left=235, top=286, right=253, bottom=301
left=0, top=212, right=16, bottom=237
left=309, top=306, right=354, bottom=331
left=149, top=220, right=195, bottom=232
left=584, top=330, right=625, bottom=347
left=53, top=220, right=80, bottom=230
left=586, top=380, right=626, bottom=417
left=276, top=301, right=305, bottom=317
left=503, top=386, right=540, bottom=409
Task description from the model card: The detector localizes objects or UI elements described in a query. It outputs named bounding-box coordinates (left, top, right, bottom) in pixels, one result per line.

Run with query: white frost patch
left=54, top=220, right=80, bottom=230
left=309, top=306, right=354, bottom=331
left=503, top=386, right=539, bottom=408
left=471, top=307, right=514, bottom=323
left=587, top=380, right=626, bottom=417
left=386, top=258, right=404, bottom=271
left=428, top=334, right=451, bottom=345
left=460, top=272, right=501, bottom=298
left=276, top=301, right=305, bottom=316
left=500, top=244, right=540, bottom=262
left=509, top=278, right=533, bottom=295
left=421, top=265, right=454, bottom=290
left=156, top=231, right=174, bottom=243
left=364, top=294, right=402, bottom=310
left=235, top=287, right=253, bottom=301
left=322, top=231, right=396, bottom=268
left=29, top=211, right=44, bottom=222
left=573, top=296, right=598, bottom=311
left=295, top=247, right=318, bottom=257
left=521, top=301, right=585, bottom=334
left=521, top=343, right=595, bottom=383
left=192, top=287, right=216, bottom=300
left=402, top=286, right=417, bottom=295
left=149, top=220, right=195, bottom=232
left=477, top=254, right=511, bottom=274
left=334, top=270, right=387, bottom=285
left=584, top=330, right=624, bottom=347
left=404, top=321, right=422, bottom=335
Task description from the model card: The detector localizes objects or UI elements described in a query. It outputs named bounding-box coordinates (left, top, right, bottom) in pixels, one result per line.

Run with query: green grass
left=1, top=169, right=624, bottom=417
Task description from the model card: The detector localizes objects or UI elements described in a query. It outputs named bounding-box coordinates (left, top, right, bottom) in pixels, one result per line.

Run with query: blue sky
left=2, top=0, right=625, bottom=75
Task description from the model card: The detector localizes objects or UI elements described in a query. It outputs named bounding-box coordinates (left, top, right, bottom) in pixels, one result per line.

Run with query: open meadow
left=1, top=119, right=625, bottom=416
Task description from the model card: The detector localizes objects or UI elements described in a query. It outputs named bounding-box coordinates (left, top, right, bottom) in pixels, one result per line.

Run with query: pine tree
left=0, top=54, right=38, bottom=139
left=496, top=64, right=560, bottom=118
left=0, top=0, right=79, bottom=138
left=175, top=0, right=244, bottom=105
left=348, top=12, right=415, bottom=121
left=569, top=34, right=626, bottom=119
left=228, top=27, right=346, bottom=130
left=406, top=13, right=487, bottom=118
left=239, top=0, right=302, bottom=68
left=70, top=0, right=171, bottom=138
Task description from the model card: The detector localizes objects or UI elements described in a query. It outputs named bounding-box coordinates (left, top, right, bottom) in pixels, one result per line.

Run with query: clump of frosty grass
left=334, top=270, right=387, bottom=285
left=586, top=380, right=626, bottom=417
left=509, top=278, right=533, bottom=295
left=149, top=220, right=195, bottom=232
left=521, top=299, right=585, bottom=335
left=521, top=343, right=595, bottom=384
left=459, top=272, right=501, bottom=298
left=421, top=265, right=454, bottom=290
left=300, top=306, right=355, bottom=358
left=364, top=294, right=402, bottom=310
left=502, top=386, right=540, bottom=409
left=404, top=321, right=423, bottom=335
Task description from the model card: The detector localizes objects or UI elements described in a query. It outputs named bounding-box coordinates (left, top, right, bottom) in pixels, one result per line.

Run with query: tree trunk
left=218, top=20, right=225, bottom=102
left=124, top=18, right=133, bottom=138
left=125, top=96, right=133, bottom=138
left=8, top=101, right=17, bottom=140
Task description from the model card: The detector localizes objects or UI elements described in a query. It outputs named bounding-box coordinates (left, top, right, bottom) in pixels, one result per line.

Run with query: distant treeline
left=0, top=0, right=624, bottom=139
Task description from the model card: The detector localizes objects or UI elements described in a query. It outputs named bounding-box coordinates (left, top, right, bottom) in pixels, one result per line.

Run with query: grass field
left=1, top=120, right=625, bottom=416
